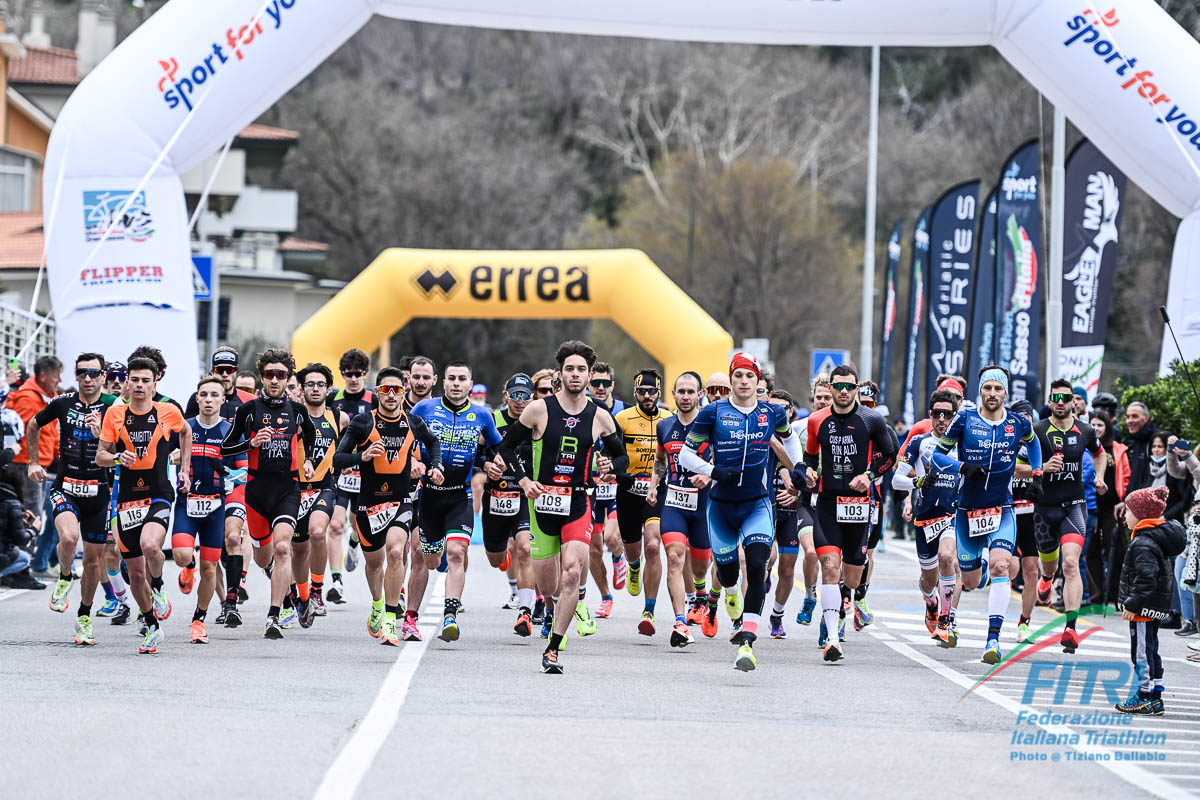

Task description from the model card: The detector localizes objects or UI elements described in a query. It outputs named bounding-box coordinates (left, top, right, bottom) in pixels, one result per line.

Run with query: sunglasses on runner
left=76, top=368, right=104, bottom=379
left=832, top=382, right=858, bottom=392
left=590, top=379, right=613, bottom=388
left=376, top=385, right=403, bottom=395
left=536, top=386, right=554, bottom=396
left=214, top=365, right=237, bottom=376
left=106, top=371, right=126, bottom=383
left=342, top=371, right=364, bottom=379
left=261, top=369, right=289, bottom=381
left=930, top=409, right=954, bottom=419
left=635, top=387, right=658, bottom=396
left=1049, top=393, right=1073, bottom=404
left=706, top=386, right=730, bottom=396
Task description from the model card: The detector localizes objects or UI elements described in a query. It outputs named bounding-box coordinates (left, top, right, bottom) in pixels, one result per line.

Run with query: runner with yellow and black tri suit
left=480, top=373, right=539, bottom=637
left=327, top=348, right=376, bottom=600
left=334, top=367, right=442, bottom=647
left=614, top=369, right=666, bottom=636
left=293, top=362, right=350, bottom=626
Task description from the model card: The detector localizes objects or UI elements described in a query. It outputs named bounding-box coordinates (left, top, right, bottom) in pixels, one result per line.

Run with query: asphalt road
left=2, top=537, right=1197, bottom=799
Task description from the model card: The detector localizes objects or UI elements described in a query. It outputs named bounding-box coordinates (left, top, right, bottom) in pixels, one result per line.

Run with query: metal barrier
left=0, top=301, right=56, bottom=368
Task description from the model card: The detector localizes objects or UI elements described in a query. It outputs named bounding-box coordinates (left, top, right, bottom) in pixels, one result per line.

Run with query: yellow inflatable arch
left=291, top=249, right=734, bottom=388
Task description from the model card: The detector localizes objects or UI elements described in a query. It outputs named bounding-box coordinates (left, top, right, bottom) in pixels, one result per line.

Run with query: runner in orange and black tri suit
left=333, top=366, right=442, bottom=646
left=293, top=362, right=350, bottom=626
left=96, top=357, right=191, bottom=654
left=326, top=348, right=376, bottom=602
left=221, top=348, right=316, bottom=640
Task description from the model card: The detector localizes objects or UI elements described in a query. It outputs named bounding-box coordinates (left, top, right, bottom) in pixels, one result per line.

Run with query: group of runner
left=37, top=337, right=1111, bottom=675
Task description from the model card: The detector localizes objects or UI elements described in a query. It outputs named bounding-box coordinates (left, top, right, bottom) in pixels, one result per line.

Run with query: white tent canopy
left=44, top=0, right=1200, bottom=399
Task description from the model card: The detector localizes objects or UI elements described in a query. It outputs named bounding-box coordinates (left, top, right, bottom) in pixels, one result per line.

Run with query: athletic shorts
left=707, top=495, right=774, bottom=566
left=245, top=474, right=300, bottom=547
left=1015, top=509, right=1037, bottom=559
left=417, top=488, right=473, bottom=553
left=335, top=488, right=357, bottom=511
left=50, top=486, right=112, bottom=545
left=1033, top=501, right=1087, bottom=554
left=591, top=485, right=617, bottom=526
left=353, top=501, right=412, bottom=553
left=171, top=501, right=224, bottom=562
left=481, top=487, right=530, bottom=554
left=224, top=482, right=247, bottom=522
left=774, top=509, right=800, bottom=554
left=660, top=486, right=710, bottom=558
left=954, top=505, right=1016, bottom=572
left=866, top=500, right=884, bottom=550
left=530, top=488, right=591, bottom=560
left=115, top=497, right=172, bottom=558
left=294, top=487, right=336, bottom=543
left=616, top=486, right=663, bottom=545
left=813, top=495, right=870, bottom=567
left=914, top=513, right=953, bottom=570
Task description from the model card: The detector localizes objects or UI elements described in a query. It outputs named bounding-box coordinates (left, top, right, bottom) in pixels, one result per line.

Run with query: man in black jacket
left=1123, top=402, right=1159, bottom=494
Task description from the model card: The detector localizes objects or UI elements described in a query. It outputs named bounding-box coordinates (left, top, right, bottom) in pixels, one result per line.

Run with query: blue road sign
left=192, top=256, right=213, bottom=301
left=810, top=348, right=849, bottom=381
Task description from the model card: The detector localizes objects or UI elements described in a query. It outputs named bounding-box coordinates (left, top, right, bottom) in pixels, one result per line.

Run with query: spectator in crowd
left=235, top=370, right=258, bottom=394
left=0, top=450, right=41, bottom=590
left=1123, top=402, right=1159, bottom=494
left=11, top=355, right=61, bottom=576
left=1166, top=435, right=1200, bottom=637
left=1072, top=385, right=1089, bottom=418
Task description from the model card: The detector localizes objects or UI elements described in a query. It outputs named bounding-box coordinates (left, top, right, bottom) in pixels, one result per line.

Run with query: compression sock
left=107, top=569, right=129, bottom=603
left=644, top=598, right=657, bottom=615
left=297, top=581, right=310, bottom=603
left=149, top=575, right=163, bottom=592
left=225, top=555, right=243, bottom=604
left=938, top=574, right=955, bottom=617
left=855, top=582, right=869, bottom=601
left=693, top=578, right=707, bottom=598
left=987, top=575, right=1011, bottom=637
left=820, top=583, right=841, bottom=637
left=518, top=587, right=536, bottom=610
left=101, top=581, right=116, bottom=601
left=707, top=589, right=720, bottom=610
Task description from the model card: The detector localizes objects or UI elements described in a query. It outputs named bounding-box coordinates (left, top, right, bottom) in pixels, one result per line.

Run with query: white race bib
left=534, top=486, right=571, bottom=516
left=63, top=477, right=99, bottom=498
left=366, top=502, right=400, bottom=534
left=921, top=515, right=953, bottom=544
left=835, top=496, right=871, bottom=523
left=665, top=485, right=698, bottom=511
left=299, top=489, right=321, bottom=518
left=967, top=507, right=1003, bottom=538
left=595, top=481, right=616, bottom=501
left=630, top=477, right=651, bottom=497
left=337, top=470, right=361, bottom=493
left=489, top=490, right=521, bottom=517
left=186, top=494, right=221, bottom=519
left=117, top=499, right=149, bottom=529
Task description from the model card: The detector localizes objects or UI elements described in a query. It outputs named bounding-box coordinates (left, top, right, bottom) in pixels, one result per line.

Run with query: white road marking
left=312, top=572, right=447, bottom=800
left=0, top=588, right=30, bottom=603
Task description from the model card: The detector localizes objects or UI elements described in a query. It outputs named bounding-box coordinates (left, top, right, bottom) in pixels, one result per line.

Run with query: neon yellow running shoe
left=74, top=615, right=95, bottom=645
left=725, top=589, right=743, bottom=620
left=734, top=642, right=757, bottom=671
left=627, top=563, right=642, bottom=596
left=367, top=603, right=384, bottom=638
left=49, top=578, right=71, bottom=613
left=574, top=600, right=597, bottom=636
left=1017, top=621, right=1031, bottom=643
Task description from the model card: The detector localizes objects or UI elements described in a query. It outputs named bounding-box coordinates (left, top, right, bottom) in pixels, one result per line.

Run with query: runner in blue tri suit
left=680, top=353, right=802, bottom=672
left=410, top=361, right=503, bottom=643
left=936, top=365, right=1043, bottom=665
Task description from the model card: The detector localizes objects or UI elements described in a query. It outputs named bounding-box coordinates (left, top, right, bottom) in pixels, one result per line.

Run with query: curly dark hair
left=338, top=348, right=370, bottom=374
left=257, top=348, right=296, bottom=375
left=554, top=340, right=597, bottom=369
left=296, top=362, right=334, bottom=387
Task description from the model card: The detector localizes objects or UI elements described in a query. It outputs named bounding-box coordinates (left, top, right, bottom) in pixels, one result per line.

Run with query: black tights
left=715, top=542, right=771, bottom=617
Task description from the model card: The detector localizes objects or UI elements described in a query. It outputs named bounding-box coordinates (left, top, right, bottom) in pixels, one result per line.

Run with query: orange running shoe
left=701, top=607, right=718, bottom=638
left=178, top=565, right=196, bottom=595
left=686, top=603, right=705, bottom=626
left=514, top=612, right=532, bottom=637
left=189, top=619, right=208, bottom=644
left=498, top=551, right=512, bottom=571
left=1061, top=627, right=1080, bottom=654
left=595, top=598, right=613, bottom=618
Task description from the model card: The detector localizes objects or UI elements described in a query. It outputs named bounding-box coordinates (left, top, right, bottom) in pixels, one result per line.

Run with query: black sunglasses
left=76, top=368, right=104, bottom=379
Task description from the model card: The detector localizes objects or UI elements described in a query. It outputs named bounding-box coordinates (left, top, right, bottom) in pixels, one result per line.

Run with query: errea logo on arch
left=156, top=0, right=300, bottom=113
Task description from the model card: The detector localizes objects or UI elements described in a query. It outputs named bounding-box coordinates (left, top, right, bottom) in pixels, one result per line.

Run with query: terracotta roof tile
left=8, top=45, right=79, bottom=85
left=0, top=212, right=45, bottom=269
left=279, top=236, right=328, bottom=253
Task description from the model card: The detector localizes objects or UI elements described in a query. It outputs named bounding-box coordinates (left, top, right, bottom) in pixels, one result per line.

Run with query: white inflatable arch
left=45, top=0, right=1200, bottom=400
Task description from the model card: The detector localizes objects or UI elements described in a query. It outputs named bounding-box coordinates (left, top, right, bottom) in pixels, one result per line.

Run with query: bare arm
left=96, top=439, right=119, bottom=469
left=24, top=417, right=41, bottom=467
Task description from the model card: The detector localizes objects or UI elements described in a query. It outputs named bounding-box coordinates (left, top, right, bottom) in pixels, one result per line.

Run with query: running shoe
left=139, top=615, right=149, bottom=637
left=729, top=615, right=744, bottom=646
left=532, top=597, right=546, bottom=624
left=613, top=554, right=628, bottom=591
left=818, top=619, right=830, bottom=648
left=503, top=591, right=518, bottom=610
left=540, top=611, right=554, bottom=639
left=439, top=614, right=460, bottom=642
left=982, top=637, right=1002, bottom=665
left=514, top=611, right=532, bottom=637
left=823, top=642, right=843, bottom=663
left=367, top=605, right=384, bottom=638
left=215, top=605, right=228, bottom=625
left=1036, top=577, right=1052, bottom=605
left=686, top=602, right=705, bottom=626
left=498, top=550, right=512, bottom=572
left=223, top=604, right=243, bottom=628
left=575, top=601, right=597, bottom=636
left=189, top=619, right=208, bottom=644
left=279, top=607, right=297, bottom=629
left=111, top=603, right=131, bottom=626
left=178, top=565, right=196, bottom=595
left=701, top=607, right=718, bottom=638
left=1016, top=621, right=1031, bottom=643
left=1061, top=627, right=1080, bottom=654
left=770, top=614, right=786, bottom=639
left=734, top=642, right=756, bottom=672
left=299, top=598, right=316, bottom=629
left=49, top=578, right=70, bottom=612
left=670, top=620, right=695, bottom=648
left=152, top=588, right=172, bottom=621
left=326, top=576, right=345, bottom=604
left=638, top=611, right=655, bottom=636
left=346, top=536, right=361, bottom=572
left=1115, top=697, right=1156, bottom=715
left=97, top=598, right=119, bottom=617
left=1146, top=697, right=1165, bottom=715
left=924, top=600, right=938, bottom=636
left=401, top=616, right=422, bottom=642
left=725, top=590, right=743, bottom=621
left=264, top=616, right=284, bottom=639
left=541, top=649, right=563, bottom=674
left=139, top=625, right=164, bottom=653
left=312, top=591, right=328, bottom=617
left=853, top=597, right=873, bottom=630
left=74, top=615, right=95, bottom=646
left=838, top=615, right=846, bottom=642
left=595, top=598, right=614, bottom=619
left=627, top=563, right=642, bottom=596
left=238, top=578, right=249, bottom=604
left=935, top=616, right=957, bottom=648
left=380, top=616, right=399, bottom=646
left=797, top=597, right=816, bottom=626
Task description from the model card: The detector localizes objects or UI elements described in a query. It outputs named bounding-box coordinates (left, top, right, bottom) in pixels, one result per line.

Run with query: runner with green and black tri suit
left=327, top=348, right=376, bottom=601
left=497, top=340, right=628, bottom=674
left=27, top=353, right=115, bottom=645
left=481, top=373, right=539, bottom=636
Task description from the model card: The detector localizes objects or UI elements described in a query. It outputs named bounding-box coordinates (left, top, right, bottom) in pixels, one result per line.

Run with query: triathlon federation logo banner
left=966, top=186, right=999, bottom=400
left=925, top=181, right=980, bottom=401
left=877, top=220, right=902, bottom=411
left=995, top=140, right=1042, bottom=404
left=1059, top=140, right=1125, bottom=398
left=902, top=206, right=931, bottom=425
